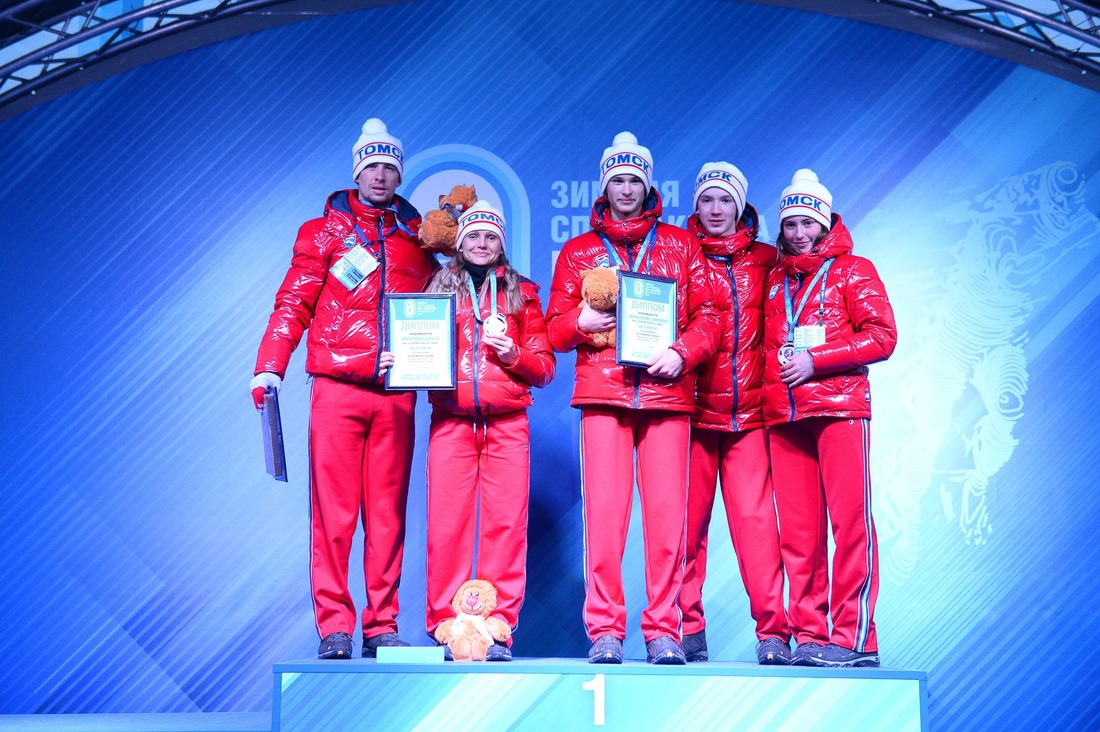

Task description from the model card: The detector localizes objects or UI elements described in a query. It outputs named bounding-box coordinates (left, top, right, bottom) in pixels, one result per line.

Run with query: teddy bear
left=580, top=267, right=619, bottom=348
left=419, top=184, right=479, bottom=256
left=433, top=579, right=512, bottom=662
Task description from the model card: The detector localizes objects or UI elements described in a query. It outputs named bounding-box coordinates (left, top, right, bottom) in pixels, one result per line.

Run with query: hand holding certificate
left=615, top=271, right=678, bottom=368
left=260, top=387, right=288, bottom=482
left=384, top=294, right=457, bottom=389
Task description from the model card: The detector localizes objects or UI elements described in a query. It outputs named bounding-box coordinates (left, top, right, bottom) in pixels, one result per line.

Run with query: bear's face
left=451, top=579, right=498, bottom=617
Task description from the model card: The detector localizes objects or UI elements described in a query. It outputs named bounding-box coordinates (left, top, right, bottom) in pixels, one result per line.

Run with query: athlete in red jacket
left=678, top=162, right=791, bottom=665
left=251, top=119, right=438, bottom=660
left=762, top=169, right=897, bottom=668
left=423, top=201, right=555, bottom=662
left=546, top=132, right=718, bottom=665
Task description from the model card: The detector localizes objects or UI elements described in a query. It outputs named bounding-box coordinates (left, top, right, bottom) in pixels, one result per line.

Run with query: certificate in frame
left=384, top=293, right=457, bottom=390
left=615, top=271, right=678, bottom=368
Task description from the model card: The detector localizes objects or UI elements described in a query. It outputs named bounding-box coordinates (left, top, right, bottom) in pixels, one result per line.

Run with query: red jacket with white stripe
left=429, top=273, right=556, bottom=415
left=688, top=205, right=775, bottom=432
left=761, top=215, right=897, bottom=425
left=254, top=190, right=438, bottom=385
left=546, top=190, right=719, bottom=412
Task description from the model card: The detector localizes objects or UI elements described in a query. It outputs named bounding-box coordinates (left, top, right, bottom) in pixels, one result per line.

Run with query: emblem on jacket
left=343, top=234, right=357, bottom=248
left=769, top=284, right=780, bottom=299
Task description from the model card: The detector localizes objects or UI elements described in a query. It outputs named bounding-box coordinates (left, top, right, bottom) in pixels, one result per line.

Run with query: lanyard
left=599, top=224, right=657, bottom=274
left=783, top=258, right=834, bottom=344
left=352, top=203, right=413, bottom=257
left=465, top=273, right=499, bottom=324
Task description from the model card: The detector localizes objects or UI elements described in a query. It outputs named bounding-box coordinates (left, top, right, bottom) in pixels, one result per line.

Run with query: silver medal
left=483, top=313, right=508, bottom=336
left=778, top=344, right=796, bottom=366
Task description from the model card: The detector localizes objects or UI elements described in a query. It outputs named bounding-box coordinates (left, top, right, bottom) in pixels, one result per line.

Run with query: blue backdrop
left=1, top=0, right=1098, bottom=728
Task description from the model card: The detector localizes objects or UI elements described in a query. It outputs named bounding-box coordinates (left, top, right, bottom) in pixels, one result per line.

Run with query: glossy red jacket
left=255, top=190, right=438, bottom=384
left=761, top=215, right=897, bottom=425
left=429, top=274, right=555, bottom=415
left=688, top=205, right=776, bottom=432
left=546, top=191, right=719, bottom=412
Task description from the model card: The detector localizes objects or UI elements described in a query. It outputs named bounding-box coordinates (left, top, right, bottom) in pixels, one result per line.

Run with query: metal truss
left=1, top=1, right=1099, bottom=117
left=878, top=1, right=1100, bottom=84
left=0, top=0, right=281, bottom=111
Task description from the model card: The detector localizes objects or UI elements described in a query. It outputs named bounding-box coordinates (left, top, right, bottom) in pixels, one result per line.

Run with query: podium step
left=272, top=657, right=927, bottom=731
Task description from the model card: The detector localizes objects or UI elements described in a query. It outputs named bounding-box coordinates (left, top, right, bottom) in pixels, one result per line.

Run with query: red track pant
left=680, top=427, right=789, bottom=641
left=308, top=376, right=416, bottom=640
left=580, top=406, right=689, bottom=643
left=425, top=410, right=530, bottom=642
left=769, top=417, right=879, bottom=652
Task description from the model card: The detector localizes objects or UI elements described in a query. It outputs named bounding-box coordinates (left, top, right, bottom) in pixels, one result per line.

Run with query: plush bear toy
left=580, top=267, right=619, bottom=348
left=419, top=184, right=479, bottom=256
left=434, top=579, right=512, bottom=662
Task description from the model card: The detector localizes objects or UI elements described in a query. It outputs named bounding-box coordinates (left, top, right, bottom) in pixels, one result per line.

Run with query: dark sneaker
left=681, top=630, right=708, bottom=662
left=318, top=631, right=353, bottom=659
left=801, top=643, right=880, bottom=668
left=362, top=632, right=410, bottom=658
left=756, top=637, right=793, bottom=665
left=791, top=641, right=827, bottom=666
left=646, top=636, right=687, bottom=665
left=588, top=635, right=624, bottom=664
left=436, top=643, right=454, bottom=661
left=486, top=643, right=513, bottom=662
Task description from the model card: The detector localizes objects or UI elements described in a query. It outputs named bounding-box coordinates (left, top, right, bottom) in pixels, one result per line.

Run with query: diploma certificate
left=384, top=294, right=457, bottom=390
left=616, top=271, right=678, bottom=368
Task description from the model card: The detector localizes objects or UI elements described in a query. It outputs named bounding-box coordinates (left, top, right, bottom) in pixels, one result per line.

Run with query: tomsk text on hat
left=353, top=118, right=404, bottom=182
left=599, top=131, right=654, bottom=193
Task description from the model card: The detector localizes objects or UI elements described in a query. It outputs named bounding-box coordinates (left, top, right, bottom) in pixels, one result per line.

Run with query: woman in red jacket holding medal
left=423, top=201, right=556, bottom=661
left=762, top=169, right=897, bottom=668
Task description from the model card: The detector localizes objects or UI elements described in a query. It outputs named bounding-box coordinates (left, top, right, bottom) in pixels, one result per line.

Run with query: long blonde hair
left=427, top=249, right=524, bottom=314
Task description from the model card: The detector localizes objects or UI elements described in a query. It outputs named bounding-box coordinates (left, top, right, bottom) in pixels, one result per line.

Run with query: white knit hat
left=779, top=169, right=832, bottom=229
left=693, top=162, right=748, bottom=218
left=352, top=118, right=404, bottom=182
left=599, top=131, right=653, bottom=193
left=456, top=201, right=507, bottom=251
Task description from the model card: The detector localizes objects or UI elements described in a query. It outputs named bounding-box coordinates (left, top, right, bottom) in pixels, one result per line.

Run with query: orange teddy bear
left=419, top=184, right=479, bottom=255
left=433, top=579, right=512, bottom=662
left=580, top=267, right=619, bottom=348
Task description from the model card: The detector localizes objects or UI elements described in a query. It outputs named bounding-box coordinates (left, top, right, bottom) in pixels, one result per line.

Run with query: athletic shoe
left=588, top=635, right=624, bottom=664
left=756, top=637, right=793, bottom=665
left=486, top=643, right=513, bottom=662
left=681, top=630, right=709, bottom=662
left=646, top=636, right=687, bottom=665
left=800, top=642, right=880, bottom=668
left=318, top=631, right=353, bottom=659
left=791, top=641, right=827, bottom=666
left=362, top=632, right=410, bottom=658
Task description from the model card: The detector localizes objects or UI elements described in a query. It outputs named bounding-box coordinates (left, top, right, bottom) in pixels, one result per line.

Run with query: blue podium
left=272, top=658, right=927, bottom=731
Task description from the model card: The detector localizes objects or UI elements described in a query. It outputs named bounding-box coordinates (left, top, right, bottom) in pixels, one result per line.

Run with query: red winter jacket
left=761, top=215, right=897, bottom=425
left=255, top=190, right=438, bottom=385
left=688, top=205, right=776, bottom=432
left=429, top=273, right=556, bottom=415
left=546, top=190, right=719, bottom=412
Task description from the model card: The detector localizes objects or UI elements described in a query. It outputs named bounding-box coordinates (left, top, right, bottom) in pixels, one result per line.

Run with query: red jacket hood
left=780, top=214, right=853, bottom=275
left=687, top=203, right=765, bottom=260
left=590, top=188, right=663, bottom=245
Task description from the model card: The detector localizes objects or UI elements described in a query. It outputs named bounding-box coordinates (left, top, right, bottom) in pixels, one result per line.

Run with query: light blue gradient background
left=1, top=1, right=1098, bottom=728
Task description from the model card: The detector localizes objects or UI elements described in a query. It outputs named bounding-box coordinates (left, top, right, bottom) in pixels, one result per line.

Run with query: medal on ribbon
left=483, top=312, right=508, bottom=336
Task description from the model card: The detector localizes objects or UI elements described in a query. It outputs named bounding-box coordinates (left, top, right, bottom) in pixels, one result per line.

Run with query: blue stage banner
left=0, top=0, right=1098, bottom=728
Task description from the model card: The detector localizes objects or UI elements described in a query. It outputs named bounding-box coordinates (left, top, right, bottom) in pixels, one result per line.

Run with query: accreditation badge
left=483, top=312, right=508, bottom=337
left=330, top=245, right=379, bottom=290
left=793, top=324, right=826, bottom=352
left=778, top=343, right=796, bottom=366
